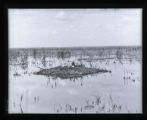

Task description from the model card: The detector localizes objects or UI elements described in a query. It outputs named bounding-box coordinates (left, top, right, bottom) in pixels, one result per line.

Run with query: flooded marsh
left=8, top=46, right=142, bottom=113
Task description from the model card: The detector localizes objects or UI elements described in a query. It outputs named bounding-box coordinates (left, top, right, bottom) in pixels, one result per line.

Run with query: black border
left=1, top=0, right=147, bottom=120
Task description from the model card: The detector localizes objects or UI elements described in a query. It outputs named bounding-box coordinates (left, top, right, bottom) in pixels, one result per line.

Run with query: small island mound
left=34, top=64, right=111, bottom=79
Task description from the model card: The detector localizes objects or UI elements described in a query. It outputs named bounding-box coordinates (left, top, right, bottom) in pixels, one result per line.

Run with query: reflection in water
left=43, top=71, right=113, bottom=90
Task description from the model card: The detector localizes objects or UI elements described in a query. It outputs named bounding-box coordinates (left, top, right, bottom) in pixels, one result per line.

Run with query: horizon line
left=9, top=45, right=142, bottom=49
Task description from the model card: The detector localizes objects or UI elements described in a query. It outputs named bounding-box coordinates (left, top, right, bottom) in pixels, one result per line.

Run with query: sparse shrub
left=41, top=55, right=46, bottom=67
left=20, top=55, right=28, bottom=70
left=57, top=51, right=71, bottom=59
left=116, top=50, right=123, bottom=60
left=33, top=49, right=37, bottom=59
left=98, top=50, right=103, bottom=57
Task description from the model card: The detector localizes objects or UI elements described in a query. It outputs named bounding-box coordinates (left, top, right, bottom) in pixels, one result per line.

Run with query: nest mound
left=34, top=65, right=111, bottom=79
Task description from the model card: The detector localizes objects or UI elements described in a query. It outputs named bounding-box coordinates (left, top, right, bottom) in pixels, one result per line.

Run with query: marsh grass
left=52, top=94, right=123, bottom=113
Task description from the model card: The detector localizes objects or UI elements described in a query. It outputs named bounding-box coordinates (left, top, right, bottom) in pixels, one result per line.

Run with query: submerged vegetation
left=34, top=65, right=111, bottom=79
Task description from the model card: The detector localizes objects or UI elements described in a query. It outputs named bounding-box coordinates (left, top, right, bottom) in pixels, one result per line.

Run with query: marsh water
left=8, top=47, right=142, bottom=113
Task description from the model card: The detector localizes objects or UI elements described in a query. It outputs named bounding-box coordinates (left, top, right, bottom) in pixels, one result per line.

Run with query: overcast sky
left=8, top=9, right=142, bottom=48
